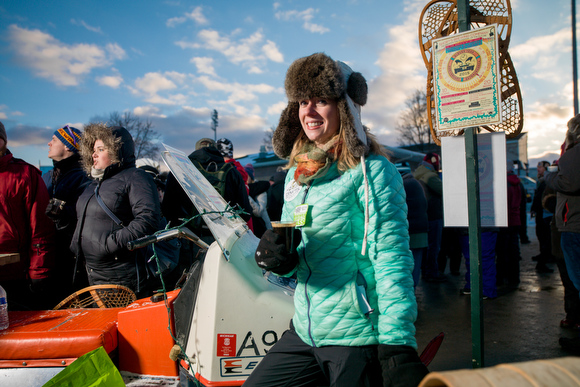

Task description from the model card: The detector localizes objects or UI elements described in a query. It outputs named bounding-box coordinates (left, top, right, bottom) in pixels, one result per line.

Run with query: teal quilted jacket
left=281, top=154, right=418, bottom=349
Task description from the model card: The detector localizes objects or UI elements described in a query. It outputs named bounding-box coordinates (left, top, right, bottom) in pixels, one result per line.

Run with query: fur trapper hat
left=273, top=52, right=370, bottom=159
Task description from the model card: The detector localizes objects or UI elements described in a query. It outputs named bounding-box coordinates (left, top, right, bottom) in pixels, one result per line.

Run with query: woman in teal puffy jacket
left=245, top=53, right=428, bottom=387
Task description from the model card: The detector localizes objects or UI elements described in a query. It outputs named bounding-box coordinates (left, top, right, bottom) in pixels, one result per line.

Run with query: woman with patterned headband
left=43, top=125, right=91, bottom=305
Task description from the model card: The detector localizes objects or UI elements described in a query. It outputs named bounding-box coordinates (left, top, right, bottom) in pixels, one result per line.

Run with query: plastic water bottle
left=0, top=285, right=8, bottom=330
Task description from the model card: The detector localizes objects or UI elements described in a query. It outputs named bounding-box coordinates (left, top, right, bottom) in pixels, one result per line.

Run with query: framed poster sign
left=432, top=24, right=502, bottom=132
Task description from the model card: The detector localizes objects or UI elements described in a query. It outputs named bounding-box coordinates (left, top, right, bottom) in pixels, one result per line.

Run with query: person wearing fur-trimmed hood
left=70, top=123, right=161, bottom=298
left=247, top=53, right=427, bottom=387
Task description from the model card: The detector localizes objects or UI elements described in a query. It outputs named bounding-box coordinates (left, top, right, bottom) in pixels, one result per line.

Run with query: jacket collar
left=52, top=153, right=82, bottom=173
left=0, top=149, right=13, bottom=170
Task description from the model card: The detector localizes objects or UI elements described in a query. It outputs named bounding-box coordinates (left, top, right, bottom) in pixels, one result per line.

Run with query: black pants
left=496, top=226, right=521, bottom=286
left=535, top=216, right=553, bottom=263
left=242, top=325, right=382, bottom=387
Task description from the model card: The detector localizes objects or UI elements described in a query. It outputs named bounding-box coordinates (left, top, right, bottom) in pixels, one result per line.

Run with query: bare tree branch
left=395, top=89, right=432, bottom=151
left=262, top=126, right=275, bottom=152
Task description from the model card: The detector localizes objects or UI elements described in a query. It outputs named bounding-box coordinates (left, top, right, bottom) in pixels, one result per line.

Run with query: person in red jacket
left=0, top=121, right=56, bottom=310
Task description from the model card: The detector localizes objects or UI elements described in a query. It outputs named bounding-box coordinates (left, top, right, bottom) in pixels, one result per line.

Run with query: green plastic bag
left=43, top=346, right=125, bottom=387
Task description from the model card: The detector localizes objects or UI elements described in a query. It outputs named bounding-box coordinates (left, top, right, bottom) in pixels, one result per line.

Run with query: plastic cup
left=270, top=221, right=297, bottom=254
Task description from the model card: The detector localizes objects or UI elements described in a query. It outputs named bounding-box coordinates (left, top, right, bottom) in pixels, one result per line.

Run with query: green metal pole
left=457, top=0, right=484, bottom=368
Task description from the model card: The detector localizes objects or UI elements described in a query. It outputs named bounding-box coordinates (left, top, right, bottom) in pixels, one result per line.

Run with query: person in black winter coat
left=70, top=124, right=161, bottom=298
left=401, top=171, right=428, bottom=287
left=43, top=125, right=90, bottom=304
left=531, top=161, right=555, bottom=273
left=267, top=171, right=287, bottom=222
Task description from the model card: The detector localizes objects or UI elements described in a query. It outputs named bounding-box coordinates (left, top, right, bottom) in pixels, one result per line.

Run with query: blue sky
left=0, top=0, right=575, bottom=167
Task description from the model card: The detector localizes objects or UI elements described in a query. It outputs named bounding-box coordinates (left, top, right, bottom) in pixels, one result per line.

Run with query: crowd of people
left=406, top=153, right=560, bottom=301
left=3, top=51, right=580, bottom=384
left=0, top=118, right=287, bottom=309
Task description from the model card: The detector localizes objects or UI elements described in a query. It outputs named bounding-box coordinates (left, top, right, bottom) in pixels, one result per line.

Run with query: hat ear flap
left=346, top=72, right=368, bottom=106
left=338, top=99, right=368, bottom=158
left=274, top=102, right=302, bottom=159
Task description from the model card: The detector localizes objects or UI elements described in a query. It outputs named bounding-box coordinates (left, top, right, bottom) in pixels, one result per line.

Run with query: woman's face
left=92, top=139, right=113, bottom=170
left=299, top=97, right=340, bottom=147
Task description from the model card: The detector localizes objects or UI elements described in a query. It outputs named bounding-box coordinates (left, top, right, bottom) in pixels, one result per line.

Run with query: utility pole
left=211, top=109, right=218, bottom=141
left=457, top=0, right=484, bottom=369
left=573, top=0, right=578, bottom=115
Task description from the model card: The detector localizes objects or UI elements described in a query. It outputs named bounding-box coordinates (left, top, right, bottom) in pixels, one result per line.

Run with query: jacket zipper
left=299, top=183, right=317, bottom=347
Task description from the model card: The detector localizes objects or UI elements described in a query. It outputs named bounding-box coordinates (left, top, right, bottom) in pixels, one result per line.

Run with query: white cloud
left=131, top=47, right=145, bottom=56
left=262, top=40, right=284, bottom=63
left=197, top=76, right=276, bottom=103
left=0, top=105, right=24, bottom=119
left=106, top=43, right=127, bottom=60
left=129, top=71, right=189, bottom=105
left=190, top=56, right=217, bottom=76
left=70, top=19, right=103, bottom=34
left=135, top=72, right=177, bottom=94
left=267, top=101, right=287, bottom=116
left=248, top=66, right=263, bottom=74
left=126, top=68, right=281, bottom=113
left=193, top=75, right=282, bottom=117
left=96, top=72, right=123, bottom=88
left=510, top=28, right=570, bottom=83
left=167, top=6, right=208, bottom=27
left=4, top=124, right=52, bottom=147
left=182, top=106, right=212, bottom=116
left=7, top=24, right=126, bottom=87
left=133, top=106, right=167, bottom=118
left=274, top=8, right=329, bottom=34
left=176, top=28, right=283, bottom=72
left=523, top=100, right=571, bottom=156
left=221, top=114, right=267, bottom=132
left=67, top=122, right=85, bottom=130
left=364, top=3, right=426, bottom=144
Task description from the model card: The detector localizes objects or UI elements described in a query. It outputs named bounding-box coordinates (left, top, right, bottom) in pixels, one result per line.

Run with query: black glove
left=255, top=229, right=299, bottom=275
left=45, top=198, right=66, bottom=221
left=378, top=345, right=429, bottom=387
